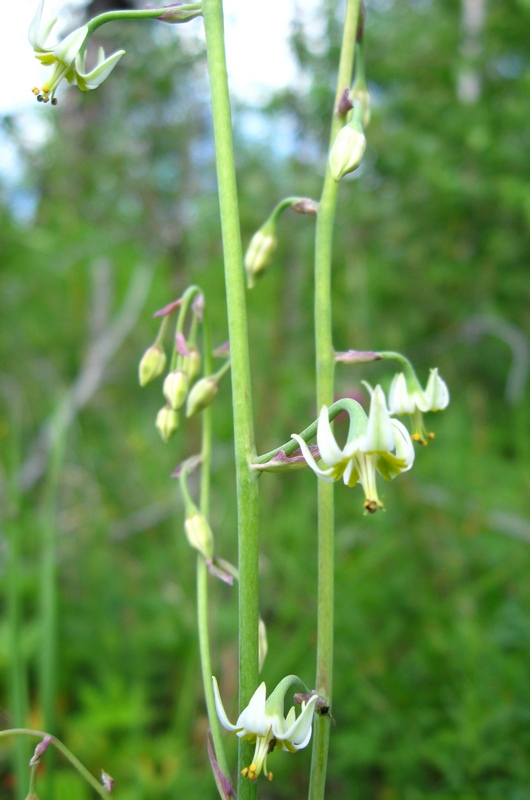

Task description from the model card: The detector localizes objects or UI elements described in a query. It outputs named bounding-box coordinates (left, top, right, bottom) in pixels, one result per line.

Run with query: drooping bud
left=186, top=376, right=219, bottom=418
left=155, top=405, right=179, bottom=443
left=139, top=344, right=167, bottom=387
left=244, top=220, right=277, bottom=289
left=163, top=369, right=189, bottom=410
left=329, top=101, right=366, bottom=182
left=183, top=345, right=202, bottom=382
left=185, top=509, right=214, bottom=561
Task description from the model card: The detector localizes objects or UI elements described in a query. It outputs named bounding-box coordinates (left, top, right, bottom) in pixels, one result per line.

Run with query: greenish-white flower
left=292, top=386, right=414, bottom=513
left=388, top=368, right=449, bottom=445
left=29, top=0, right=125, bottom=104
left=213, top=675, right=318, bottom=782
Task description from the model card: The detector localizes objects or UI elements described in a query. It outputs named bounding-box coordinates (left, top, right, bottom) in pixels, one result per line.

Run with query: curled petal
left=290, top=434, right=336, bottom=481
left=276, top=694, right=318, bottom=747
left=212, top=677, right=239, bottom=733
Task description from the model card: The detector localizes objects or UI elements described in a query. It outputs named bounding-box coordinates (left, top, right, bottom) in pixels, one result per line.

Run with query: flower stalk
left=310, top=2, right=361, bottom=798
left=202, top=2, right=260, bottom=798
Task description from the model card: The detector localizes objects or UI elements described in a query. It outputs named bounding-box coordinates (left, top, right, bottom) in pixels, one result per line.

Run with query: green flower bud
left=139, top=344, right=167, bottom=387
left=186, top=376, right=219, bottom=418
left=156, top=405, right=179, bottom=443
left=163, top=369, right=189, bottom=410
left=244, top=222, right=277, bottom=289
left=184, top=509, right=214, bottom=561
left=183, top=346, right=202, bottom=382
left=329, top=102, right=366, bottom=182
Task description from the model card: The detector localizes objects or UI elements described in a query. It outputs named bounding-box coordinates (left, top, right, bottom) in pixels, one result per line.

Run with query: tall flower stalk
left=309, top=2, right=362, bottom=798
left=202, top=3, right=260, bottom=798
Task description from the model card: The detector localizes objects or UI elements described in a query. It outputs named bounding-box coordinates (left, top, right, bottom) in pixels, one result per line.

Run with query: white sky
left=0, top=0, right=319, bottom=114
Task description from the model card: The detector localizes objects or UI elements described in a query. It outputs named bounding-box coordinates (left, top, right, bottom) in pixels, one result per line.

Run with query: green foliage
left=1, top=1, right=529, bottom=798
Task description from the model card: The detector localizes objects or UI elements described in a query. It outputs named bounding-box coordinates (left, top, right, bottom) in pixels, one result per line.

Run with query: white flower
left=213, top=676, right=318, bottom=782
left=388, top=368, right=449, bottom=445
left=292, top=386, right=415, bottom=513
left=29, top=0, right=124, bottom=104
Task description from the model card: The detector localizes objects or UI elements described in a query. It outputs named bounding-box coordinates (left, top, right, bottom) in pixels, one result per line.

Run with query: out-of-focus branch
left=19, top=259, right=156, bottom=492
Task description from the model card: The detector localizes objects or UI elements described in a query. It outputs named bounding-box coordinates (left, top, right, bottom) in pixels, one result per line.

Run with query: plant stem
left=0, top=729, right=110, bottom=800
left=202, top=2, right=260, bottom=798
left=309, top=3, right=360, bottom=799
left=196, top=310, right=230, bottom=779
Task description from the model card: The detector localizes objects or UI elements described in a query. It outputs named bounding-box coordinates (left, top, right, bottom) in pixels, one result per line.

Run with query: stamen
left=363, top=499, right=379, bottom=514
left=32, top=87, right=40, bottom=95
left=266, top=771, right=274, bottom=781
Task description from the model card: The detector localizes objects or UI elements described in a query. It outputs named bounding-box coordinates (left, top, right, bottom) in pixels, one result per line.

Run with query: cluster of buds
left=138, top=290, right=231, bottom=443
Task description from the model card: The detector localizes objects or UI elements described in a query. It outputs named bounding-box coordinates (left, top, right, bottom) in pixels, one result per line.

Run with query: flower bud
left=139, top=344, right=166, bottom=387
left=183, top=346, right=201, bottom=382
left=163, top=369, right=189, bottom=410
left=329, top=102, right=366, bottom=182
left=244, top=223, right=277, bottom=289
left=186, top=376, right=219, bottom=418
left=185, top=510, right=214, bottom=561
left=156, top=405, right=179, bottom=443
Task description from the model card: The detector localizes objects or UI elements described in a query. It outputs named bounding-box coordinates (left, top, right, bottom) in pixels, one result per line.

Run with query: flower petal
left=275, top=694, right=318, bottom=747
left=424, top=368, right=450, bottom=411
left=236, top=682, right=268, bottom=737
left=291, top=433, right=337, bottom=481
left=212, top=677, right=239, bottom=733
left=362, top=385, right=395, bottom=453
left=316, top=406, right=344, bottom=466
left=76, top=48, right=125, bottom=91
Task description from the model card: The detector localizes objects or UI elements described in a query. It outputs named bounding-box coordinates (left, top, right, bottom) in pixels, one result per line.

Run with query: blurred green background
left=1, top=0, right=530, bottom=798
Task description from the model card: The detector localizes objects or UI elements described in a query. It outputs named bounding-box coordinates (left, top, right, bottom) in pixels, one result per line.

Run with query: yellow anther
left=241, top=767, right=249, bottom=778
left=32, top=87, right=40, bottom=95
left=266, top=771, right=274, bottom=781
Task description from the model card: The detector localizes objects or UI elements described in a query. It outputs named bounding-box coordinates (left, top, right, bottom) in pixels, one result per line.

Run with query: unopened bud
left=139, top=344, right=166, bottom=387
left=291, top=198, right=319, bottom=215
left=147, top=3, right=202, bottom=22
left=163, top=369, right=189, bottom=410
left=329, top=103, right=366, bottom=182
left=185, top=510, right=214, bottom=560
left=156, top=405, right=179, bottom=442
left=186, top=376, right=219, bottom=418
left=244, top=223, right=277, bottom=289
left=183, top=346, right=201, bottom=382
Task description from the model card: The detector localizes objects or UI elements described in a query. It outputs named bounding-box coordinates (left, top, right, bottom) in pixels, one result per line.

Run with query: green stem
left=4, top=400, right=29, bottom=800
left=0, top=729, right=110, bottom=800
left=86, top=4, right=202, bottom=35
left=309, top=3, right=361, bottom=799
left=39, top=408, right=69, bottom=735
left=202, top=3, right=260, bottom=798
left=196, top=310, right=231, bottom=779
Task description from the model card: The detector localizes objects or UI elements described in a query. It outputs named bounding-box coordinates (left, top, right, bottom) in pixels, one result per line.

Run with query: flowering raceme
left=29, top=0, right=125, bottom=104
left=212, top=676, right=318, bottom=782
left=292, top=385, right=414, bottom=513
